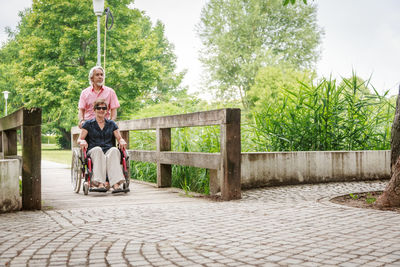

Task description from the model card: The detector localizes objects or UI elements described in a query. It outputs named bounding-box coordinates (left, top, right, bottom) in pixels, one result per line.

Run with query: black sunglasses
left=95, top=106, right=107, bottom=110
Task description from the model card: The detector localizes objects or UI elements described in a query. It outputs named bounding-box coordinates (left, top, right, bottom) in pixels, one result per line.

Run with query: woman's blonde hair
left=93, top=98, right=108, bottom=110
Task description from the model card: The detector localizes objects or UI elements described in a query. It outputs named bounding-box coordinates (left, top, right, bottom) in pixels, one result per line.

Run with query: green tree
left=0, top=0, right=183, bottom=147
left=197, top=0, right=323, bottom=108
left=283, top=0, right=307, bottom=5
left=247, top=64, right=314, bottom=110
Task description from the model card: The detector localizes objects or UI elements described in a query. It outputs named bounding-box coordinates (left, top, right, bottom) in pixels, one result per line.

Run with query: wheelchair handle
left=82, top=147, right=87, bottom=159
left=121, top=147, right=127, bottom=158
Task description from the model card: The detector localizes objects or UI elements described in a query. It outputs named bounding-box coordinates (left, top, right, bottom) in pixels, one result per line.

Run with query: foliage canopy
left=0, top=0, right=183, bottom=146
left=197, top=0, right=323, bottom=106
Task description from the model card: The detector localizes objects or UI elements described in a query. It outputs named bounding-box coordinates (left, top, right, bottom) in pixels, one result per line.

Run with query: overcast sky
left=1, top=0, right=399, bottom=97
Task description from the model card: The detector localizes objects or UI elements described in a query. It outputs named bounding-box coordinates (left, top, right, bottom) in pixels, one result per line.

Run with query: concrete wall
left=0, top=159, right=21, bottom=213
left=241, top=150, right=390, bottom=189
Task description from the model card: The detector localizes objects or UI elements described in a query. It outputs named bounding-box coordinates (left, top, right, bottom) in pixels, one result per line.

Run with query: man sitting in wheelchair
left=78, top=98, right=128, bottom=193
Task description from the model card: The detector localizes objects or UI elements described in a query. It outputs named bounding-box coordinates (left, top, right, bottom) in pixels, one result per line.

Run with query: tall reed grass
left=250, top=76, right=395, bottom=151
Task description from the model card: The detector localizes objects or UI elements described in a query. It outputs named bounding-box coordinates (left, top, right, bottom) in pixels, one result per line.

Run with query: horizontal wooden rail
left=0, top=108, right=42, bottom=131
left=71, top=109, right=239, bottom=134
left=128, top=150, right=157, bottom=163
left=128, top=150, right=221, bottom=170
left=117, top=109, right=238, bottom=131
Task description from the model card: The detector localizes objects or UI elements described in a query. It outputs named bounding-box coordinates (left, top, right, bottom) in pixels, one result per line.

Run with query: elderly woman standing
left=78, top=98, right=127, bottom=193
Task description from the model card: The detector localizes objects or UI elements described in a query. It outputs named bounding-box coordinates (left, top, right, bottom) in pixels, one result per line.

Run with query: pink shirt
left=79, top=85, right=120, bottom=120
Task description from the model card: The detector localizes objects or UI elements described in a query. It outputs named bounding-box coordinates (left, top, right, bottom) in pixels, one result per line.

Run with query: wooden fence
left=0, top=108, right=42, bottom=210
left=71, top=108, right=241, bottom=200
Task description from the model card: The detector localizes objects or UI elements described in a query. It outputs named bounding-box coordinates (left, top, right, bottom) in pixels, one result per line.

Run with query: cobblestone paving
left=1, top=161, right=399, bottom=266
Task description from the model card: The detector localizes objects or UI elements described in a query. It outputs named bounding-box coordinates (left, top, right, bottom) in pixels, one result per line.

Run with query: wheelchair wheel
left=83, top=182, right=89, bottom=195
left=123, top=182, right=130, bottom=193
left=71, top=148, right=82, bottom=193
left=123, top=156, right=130, bottom=193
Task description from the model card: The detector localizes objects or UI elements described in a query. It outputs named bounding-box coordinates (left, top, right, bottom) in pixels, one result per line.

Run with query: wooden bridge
left=1, top=108, right=241, bottom=210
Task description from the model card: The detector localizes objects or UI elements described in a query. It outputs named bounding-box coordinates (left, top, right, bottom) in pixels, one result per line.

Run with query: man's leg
left=105, top=147, right=125, bottom=188
left=88, top=146, right=106, bottom=185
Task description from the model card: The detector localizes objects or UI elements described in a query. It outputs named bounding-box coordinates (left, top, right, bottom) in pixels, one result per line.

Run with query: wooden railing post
left=157, top=127, right=171, bottom=187
left=120, top=130, right=130, bottom=148
left=2, top=130, right=17, bottom=156
left=220, top=109, right=241, bottom=200
left=71, top=132, right=79, bottom=149
left=21, top=108, right=42, bottom=210
left=209, top=169, right=221, bottom=195
left=0, top=132, right=2, bottom=156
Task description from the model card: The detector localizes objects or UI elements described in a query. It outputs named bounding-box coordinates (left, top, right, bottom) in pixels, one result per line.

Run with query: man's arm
left=78, top=108, right=86, bottom=128
left=109, top=89, right=119, bottom=121
left=110, top=108, right=117, bottom=121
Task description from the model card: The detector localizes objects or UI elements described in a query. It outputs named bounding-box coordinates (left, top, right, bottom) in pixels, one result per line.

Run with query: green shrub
left=56, top=135, right=70, bottom=149
left=130, top=161, right=157, bottom=183
left=41, top=135, right=56, bottom=144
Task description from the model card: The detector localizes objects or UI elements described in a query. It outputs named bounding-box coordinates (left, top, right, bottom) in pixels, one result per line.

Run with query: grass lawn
left=41, top=144, right=72, bottom=166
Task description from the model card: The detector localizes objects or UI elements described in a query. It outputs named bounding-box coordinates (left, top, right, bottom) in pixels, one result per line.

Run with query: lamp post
left=3, top=91, right=9, bottom=116
left=93, top=0, right=104, bottom=66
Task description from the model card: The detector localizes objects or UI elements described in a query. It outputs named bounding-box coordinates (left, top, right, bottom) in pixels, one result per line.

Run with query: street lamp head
left=93, top=0, right=104, bottom=16
left=3, top=91, right=10, bottom=100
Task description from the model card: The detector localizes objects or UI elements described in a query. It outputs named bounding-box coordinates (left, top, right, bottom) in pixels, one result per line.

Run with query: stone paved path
left=1, top=161, right=399, bottom=266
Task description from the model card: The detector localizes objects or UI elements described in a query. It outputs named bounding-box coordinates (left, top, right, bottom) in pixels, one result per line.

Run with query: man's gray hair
left=88, top=66, right=105, bottom=85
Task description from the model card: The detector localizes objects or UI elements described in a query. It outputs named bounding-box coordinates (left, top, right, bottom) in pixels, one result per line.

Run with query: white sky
left=1, top=0, right=399, bottom=97
left=317, top=0, right=400, bottom=96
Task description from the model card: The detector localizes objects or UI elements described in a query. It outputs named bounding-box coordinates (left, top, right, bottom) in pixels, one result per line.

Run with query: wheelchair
left=71, top=146, right=130, bottom=195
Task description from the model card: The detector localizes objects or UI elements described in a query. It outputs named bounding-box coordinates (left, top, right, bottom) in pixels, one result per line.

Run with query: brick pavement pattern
left=0, top=161, right=399, bottom=266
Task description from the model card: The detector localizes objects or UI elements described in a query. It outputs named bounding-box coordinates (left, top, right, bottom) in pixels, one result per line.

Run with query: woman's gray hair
left=88, top=66, right=105, bottom=85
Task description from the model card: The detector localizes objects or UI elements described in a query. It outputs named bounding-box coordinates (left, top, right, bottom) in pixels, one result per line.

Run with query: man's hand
left=119, top=138, right=127, bottom=150
left=79, top=139, right=88, bottom=150
left=79, top=120, right=85, bottom=129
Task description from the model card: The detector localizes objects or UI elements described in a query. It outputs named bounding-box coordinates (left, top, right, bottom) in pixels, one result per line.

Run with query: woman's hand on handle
left=119, top=138, right=127, bottom=150
left=114, top=129, right=127, bottom=150
left=78, top=129, right=89, bottom=150
left=79, top=139, right=88, bottom=150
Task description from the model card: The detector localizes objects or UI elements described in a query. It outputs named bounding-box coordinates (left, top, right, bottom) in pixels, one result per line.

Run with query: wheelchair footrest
left=112, top=188, right=130, bottom=194
left=89, top=187, right=108, bottom=193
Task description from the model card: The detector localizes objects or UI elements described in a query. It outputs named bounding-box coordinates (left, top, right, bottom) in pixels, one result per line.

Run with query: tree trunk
left=62, top=128, right=71, bottom=149
left=390, top=90, right=400, bottom=174
left=376, top=156, right=400, bottom=207
left=376, top=87, right=400, bottom=207
left=56, top=128, right=71, bottom=150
